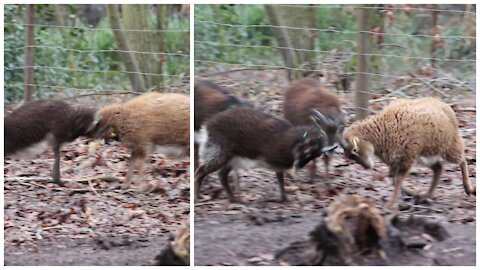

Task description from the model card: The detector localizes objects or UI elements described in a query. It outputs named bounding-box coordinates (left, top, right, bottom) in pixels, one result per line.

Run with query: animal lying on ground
left=195, top=106, right=336, bottom=203
left=4, top=100, right=96, bottom=184
left=89, top=92, right=189, bottom=190
left=284, top=78, right=345, bottom=183
left=194, top=80, right=251, bottom=192
left=341, top=97, right=475, bottom=209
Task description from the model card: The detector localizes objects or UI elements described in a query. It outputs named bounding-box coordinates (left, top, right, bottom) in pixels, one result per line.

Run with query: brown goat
left=284, top=78, right=345, bottom=183
left=195, top=107, right=335, bottom=203
left=342, top=97, right=475, bottom=210
left=194, top=80, right=251, bottom=191
left=90, top=92, right=189, bottom=190
left=4, top=100, right=96, bottom=184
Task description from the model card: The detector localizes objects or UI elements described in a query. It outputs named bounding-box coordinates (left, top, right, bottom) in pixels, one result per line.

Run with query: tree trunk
left=355, top=5, right=371, bottom=121
left=106, top=4, right=145, bottom=91
left=122, top=4, right=160, bottom=90
left=265, top=5, right=315, bottom=80
left=156, top=4, right=168, bottom=90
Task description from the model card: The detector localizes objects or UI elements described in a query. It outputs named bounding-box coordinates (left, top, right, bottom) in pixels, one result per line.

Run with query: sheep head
left=310, top=109, right=345, bottom=154
left=341, top=135, right=375, bottom=169
left=87, top=104, right=122, bottom=141
left=292, top=125, right=337, bottom=170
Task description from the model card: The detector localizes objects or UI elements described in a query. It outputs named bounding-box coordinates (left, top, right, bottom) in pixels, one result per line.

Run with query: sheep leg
left=389, top=167, right=416, bottom=197
left=218, top=166, right=236, bottom=202
left=460, top=159, right=475, bottom=195
left=194, top=143, right=199, bottom=170
left=51, top=143, right=62, bottom=185
left=388, top=169, right=409, bottom=210
left=194, top=158, right=228, bottom=202
left=308, top=159, right=316, bottom=183
left=123, top=151, right=142, bottom=189
left=276, top=171, right=288, bottom=203
left=323, top=154, right=330, bottom=183
left=232, top=169, right=241, bottom=194
left=425, top=162, right=442, bottom=198
left=135, top=152, right=149, bottom=191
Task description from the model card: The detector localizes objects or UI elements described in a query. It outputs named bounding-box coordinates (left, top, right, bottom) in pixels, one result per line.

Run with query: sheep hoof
left=386, top=202, right=398, bottom=211
left=468, top=186, right=476, bottom=196
left=138, top=182, right=153, bottom=193
left=228, top=197, right=238, bottom=203
left=52, top=178, right=64, bottom=186
left=121, top=183, right=132, bottom=190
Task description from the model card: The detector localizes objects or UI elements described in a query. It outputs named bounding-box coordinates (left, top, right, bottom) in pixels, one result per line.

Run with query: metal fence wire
left=194, top=4, right=476, bottom=115
left=4, top=4, right=190, bottom=103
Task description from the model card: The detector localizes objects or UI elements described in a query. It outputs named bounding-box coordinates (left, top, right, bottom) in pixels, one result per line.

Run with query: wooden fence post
left=24, top=4, right=35, bottom=101
left=355, top=5, right=371, bottom=120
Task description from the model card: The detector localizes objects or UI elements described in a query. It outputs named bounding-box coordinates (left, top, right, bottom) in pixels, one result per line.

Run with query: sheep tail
left=460, top=159, right=475, bottom=196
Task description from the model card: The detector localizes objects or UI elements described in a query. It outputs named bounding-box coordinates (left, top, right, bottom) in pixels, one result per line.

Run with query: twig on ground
left=408, top=72, right=450, bottom=98
left=195, top=201, right=219, bottom=207
left=199, top=67, right=285, bottom=77
left=60, top=91, right=142, bottom=100
left=410, top=204, right=444, bottom=213
left=88, top=179, right=101, bottom=197
left=4, top=176, right=121, bottom=183
left=370, top=83, right=419, bottom=103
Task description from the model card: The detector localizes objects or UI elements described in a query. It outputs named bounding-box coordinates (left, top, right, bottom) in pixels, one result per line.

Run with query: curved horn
left=335, top=110, right=346, bottom=126
left=310, top=108, right=331, bottom=127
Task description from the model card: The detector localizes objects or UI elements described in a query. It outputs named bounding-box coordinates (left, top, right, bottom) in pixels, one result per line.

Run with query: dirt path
left=194, top=211, right=475, bottom=266
left=5, top=235, right=167, bottom=266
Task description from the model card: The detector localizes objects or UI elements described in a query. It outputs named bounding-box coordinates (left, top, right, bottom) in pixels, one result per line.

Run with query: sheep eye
left=352, top=148, right=359, bottom=155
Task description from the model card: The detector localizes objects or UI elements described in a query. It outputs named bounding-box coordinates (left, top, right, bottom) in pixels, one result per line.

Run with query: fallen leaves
left=4, top=138, right=190, bottom=255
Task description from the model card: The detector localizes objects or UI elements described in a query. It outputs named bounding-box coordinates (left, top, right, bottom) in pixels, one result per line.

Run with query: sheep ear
left=310, top=109, right=330, bottom=128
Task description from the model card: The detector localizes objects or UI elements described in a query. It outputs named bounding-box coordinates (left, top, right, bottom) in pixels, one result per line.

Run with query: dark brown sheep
left=194, top=80, right=251, bottom=191
left=195, top=107, right=335, bottom=203
left=4, top=100, right=96, bottom=184
left=284, top=78, right=345, bottom=183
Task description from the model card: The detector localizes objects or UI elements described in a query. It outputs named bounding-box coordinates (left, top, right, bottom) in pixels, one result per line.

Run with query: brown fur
left=194, top=80, right=249, bottom=131
left=194, top=80, right=250, bottom=192
left=343, top=97, right=475, bottom=209
left=195, top=107, right=332, bottom=203
left=5, top=100, right=95, bottom=184
left=284, top=78, right=344, bottom=182
left=93, top=92, right=189, bottom=189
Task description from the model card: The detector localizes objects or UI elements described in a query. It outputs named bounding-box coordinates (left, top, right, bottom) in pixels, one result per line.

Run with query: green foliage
left=4, top=5, right=26, bottom=101
left=4, top=4, right=189, bottom=102
left=195, top=5, right=276, bottom=72
left=164, top=13, right=190, bottom=76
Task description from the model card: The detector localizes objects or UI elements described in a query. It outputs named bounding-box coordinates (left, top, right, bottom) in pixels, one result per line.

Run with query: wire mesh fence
left=194, top=4, right=476, bottom=116
left=4, top=4, right=190, bottom=103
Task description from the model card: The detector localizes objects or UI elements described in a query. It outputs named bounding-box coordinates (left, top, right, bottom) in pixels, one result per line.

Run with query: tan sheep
left=342, top=97, right=475, bottom=209
left=90, top=92, right=189, bottom=190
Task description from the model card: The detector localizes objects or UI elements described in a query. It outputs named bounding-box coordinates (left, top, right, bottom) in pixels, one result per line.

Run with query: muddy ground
left=194, top=70, right=476, bottom=266
left=4, top=132, right=190, bottom=265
